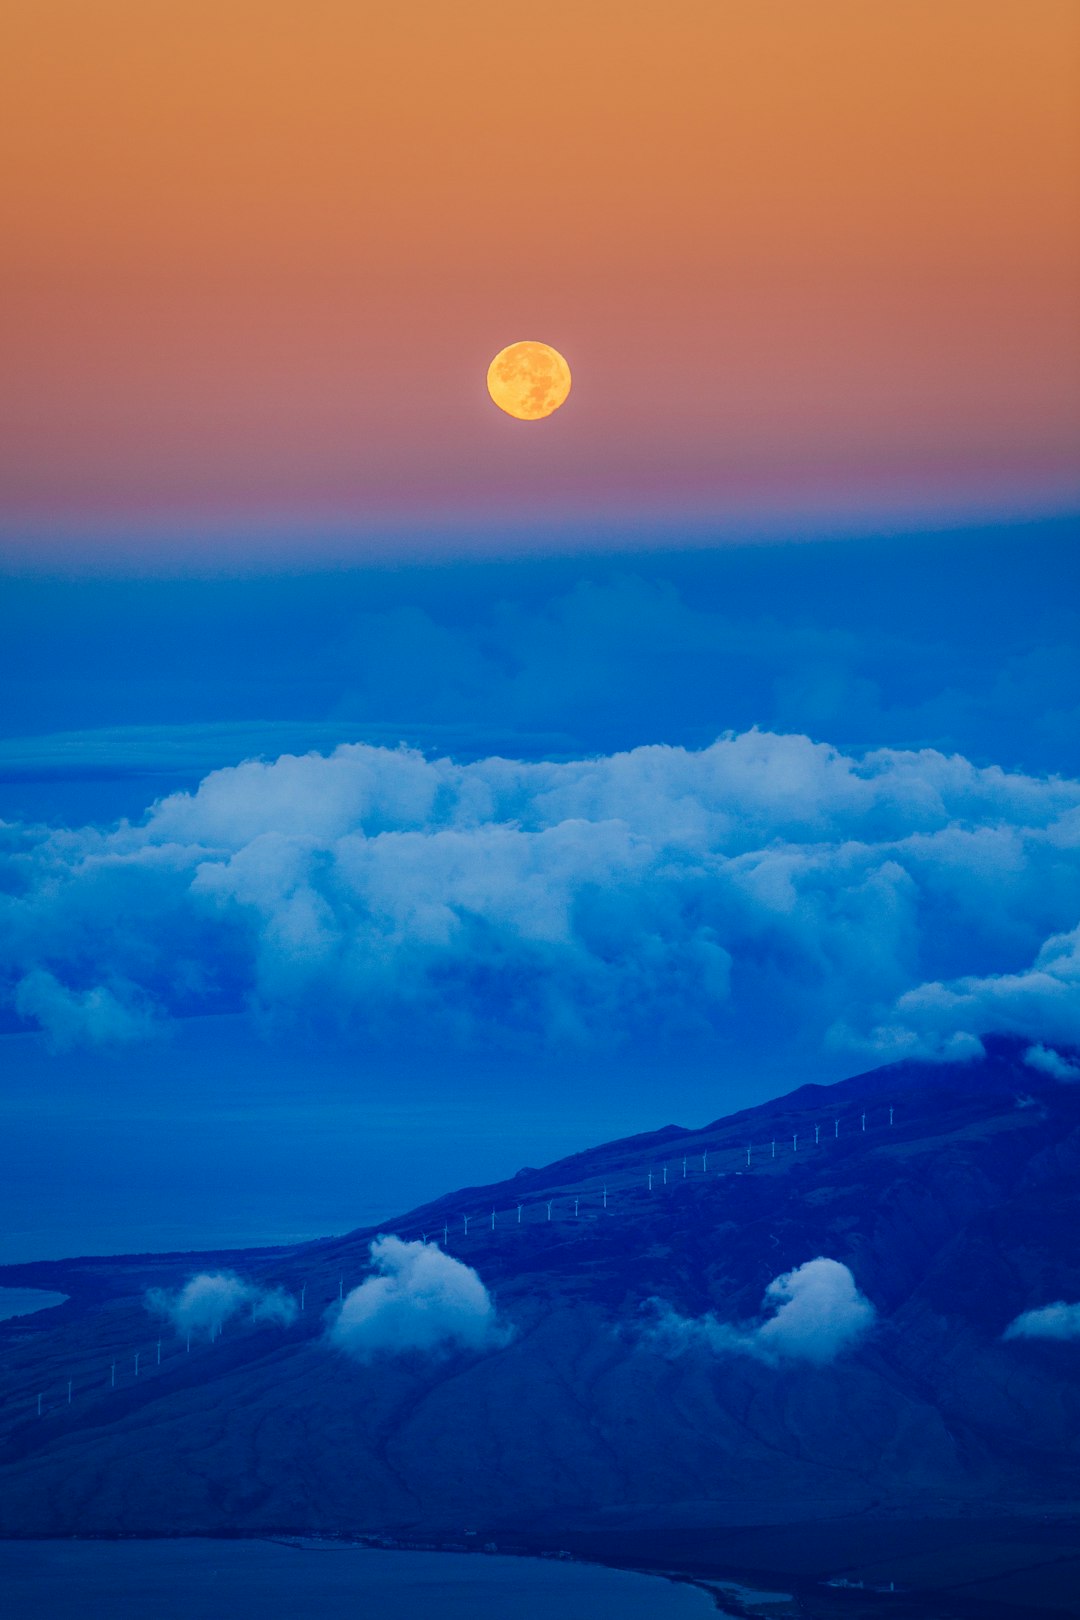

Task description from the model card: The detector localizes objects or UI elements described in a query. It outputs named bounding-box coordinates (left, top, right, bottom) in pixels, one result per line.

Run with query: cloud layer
left=652, top=1257, right=876, bottom=1366
left=147, top=1271, right=297, bottom=1340
left=1004, top=1301, right=1080, bottom=1342
left=3, top=729, right=1079, bottom=1062
left=329, top=1236, right=507, bottom=1361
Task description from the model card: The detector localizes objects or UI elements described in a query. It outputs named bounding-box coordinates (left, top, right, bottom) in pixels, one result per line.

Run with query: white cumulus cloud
left=2, top=731, right=1079, bottom=1063
left=1004, top=1301, right=1080, bottom=1342
left=147, top=1271, right=297, bottom=1340
left=1024, top=1042, right=1080, bottom=1081
left=651, top=1257, right=876, bottom=1366
left=328, top=1236, right=509, bottom=1361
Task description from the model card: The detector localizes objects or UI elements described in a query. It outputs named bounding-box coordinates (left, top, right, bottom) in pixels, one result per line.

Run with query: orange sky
left=1, top=0, right=1078, bottom=553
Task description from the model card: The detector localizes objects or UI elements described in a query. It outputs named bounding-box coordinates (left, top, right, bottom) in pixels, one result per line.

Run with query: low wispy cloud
left=651, top=1257, right=876, bottom=1367
left=328, top=1236, right=509, bottom=1362
left=147, top=1271, right=297, bottom=1340
left=1024, top=1043, right=1080, bottom=1082
left=1004, top=1301, right=1080, bottom=1343
left=3, top=730, right=1079, bottom=1064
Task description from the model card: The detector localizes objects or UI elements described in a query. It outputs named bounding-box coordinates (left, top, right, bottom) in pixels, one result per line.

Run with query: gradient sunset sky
left=2, top=0, right=1078, bottom=561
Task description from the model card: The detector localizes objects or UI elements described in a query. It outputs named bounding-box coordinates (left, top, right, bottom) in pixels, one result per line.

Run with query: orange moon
left=486, top=341, right=572, bottom=421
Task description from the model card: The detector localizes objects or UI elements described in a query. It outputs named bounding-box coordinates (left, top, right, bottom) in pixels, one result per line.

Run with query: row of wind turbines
left=16, top=1101, right=897, bottom=1422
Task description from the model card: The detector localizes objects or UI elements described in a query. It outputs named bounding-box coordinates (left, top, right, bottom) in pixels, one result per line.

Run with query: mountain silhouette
left=2, top=1037, right=1079, bottom=1609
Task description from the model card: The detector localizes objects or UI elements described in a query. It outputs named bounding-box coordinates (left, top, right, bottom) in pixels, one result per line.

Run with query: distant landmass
left=2, top=1037, right=1079, bottom=1616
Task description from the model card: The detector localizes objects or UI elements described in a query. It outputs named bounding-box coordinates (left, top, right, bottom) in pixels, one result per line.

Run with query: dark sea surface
left=0, top=1287, right=68, bottom=1321
left=0, top=1540, right=725, bottom=1618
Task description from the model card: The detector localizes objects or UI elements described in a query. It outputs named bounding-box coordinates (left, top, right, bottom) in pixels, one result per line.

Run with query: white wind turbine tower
left=648, top=1171, right=653, bottom=1191
left=339, top=1275, right=344, bottom=1301
left=300, top=1283, right=307, bottom=1312
left=443, top=1222, right=449, bottom=1245
left=134, top=1351, right=140, bottom=1378
left=574, top=1197, right=579, bottom=1216
left=771, top=1139, right=776, bottom=1159
left=546, top=1200, right=553, bottom=1221
left=702, top=1151, right=708, bottom=1173
left=792, top=1133, right=798, bottom=1152
left=157, top=1339, right=162, bottom=1365
left=491, top=1208, right=496, bottom=1230
left=834, top=1117, right=840, bottom=1138
left=603, top=1183, right=608, bottom=1209
left=814, top=1123, right=820, bottom=1145
left=861, top=1112, right=866, bottom=1132
left=682, top=1156, right=687, bottom=1178
left=517, top=1204, right=523, bottom=1225
left=745, top=1145, right=751, bottom=1167
left=662, top=1165, right=668, bottom=1185
left=111, top=1362, right=116, bottom=1388
left=889, top=1106, right=894, bottom=1126
left=463, top=1213, right=470, bottom=1235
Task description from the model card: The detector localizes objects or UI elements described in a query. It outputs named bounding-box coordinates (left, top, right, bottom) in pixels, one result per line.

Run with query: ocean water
left=0, top=1540, right=723, bottom=1619
left=0, top=1287, right=68, bottom=1321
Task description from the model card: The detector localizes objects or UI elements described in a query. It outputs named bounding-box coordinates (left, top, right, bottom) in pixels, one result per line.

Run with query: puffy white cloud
left=1024, top=1042, right=1080, bottom=1082
left=1004, top=1301, right=1080, bottom=1342
left=652, top=1258, right=876, bottom=1366
left=147, top=1272, right=297, bottom=1340
left=328, top=1236, right=509, bottom=1361
left=13, top=968, right=155, bottom=1052
left=2, top=731, right=1079, bottom=1060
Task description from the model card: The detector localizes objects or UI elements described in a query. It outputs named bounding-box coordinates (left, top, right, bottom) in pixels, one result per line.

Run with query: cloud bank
left=652, top=1258, right=876, bottom=1366
left=1004, top=1301, right=1080, bottom=1342
left=3, top=730, right=1079, bottom=1062
left=329, top=1237, right=508, bottom=1361
left=147, top=1272, right=297, bottom=1340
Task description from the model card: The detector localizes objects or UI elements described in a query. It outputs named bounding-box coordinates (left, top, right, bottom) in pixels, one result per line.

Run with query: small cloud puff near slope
left=147, top=1272, right=297, bottom=1340
left=1004, top=1302, right=1080, bottom=1342
left=328, top=1237, right=508, bottom=1361
left=650, top=1257, right=875, bottom=1366
left=2, top=730, right=1079, bottom=1059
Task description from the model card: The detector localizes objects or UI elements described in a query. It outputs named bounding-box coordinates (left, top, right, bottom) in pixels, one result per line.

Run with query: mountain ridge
left=1, top=1036, right=1078, bottom=1598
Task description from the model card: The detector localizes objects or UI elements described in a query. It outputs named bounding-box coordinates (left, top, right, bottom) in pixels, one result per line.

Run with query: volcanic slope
left=1, top=1037, right=1078, bottom=1546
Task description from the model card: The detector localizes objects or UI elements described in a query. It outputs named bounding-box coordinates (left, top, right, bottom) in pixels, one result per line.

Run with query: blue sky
left=2, top=516, right=1078, bottom=1258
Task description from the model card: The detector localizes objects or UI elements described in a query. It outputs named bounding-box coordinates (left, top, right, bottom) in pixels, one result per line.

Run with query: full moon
left=486, top=340, right=572, bottom=421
